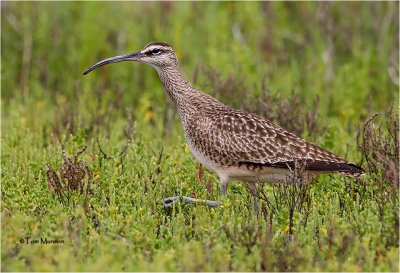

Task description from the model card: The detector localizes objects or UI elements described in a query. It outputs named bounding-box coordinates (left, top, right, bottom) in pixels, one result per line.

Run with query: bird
left=83, top=41, right=363, bottom=214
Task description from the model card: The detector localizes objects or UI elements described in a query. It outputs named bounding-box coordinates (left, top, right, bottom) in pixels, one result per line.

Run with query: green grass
left=1, top=2, right=399, bottom=271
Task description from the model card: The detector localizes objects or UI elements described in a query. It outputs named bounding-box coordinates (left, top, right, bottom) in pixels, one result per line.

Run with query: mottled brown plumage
left=84, top=41, right=364, bottom=213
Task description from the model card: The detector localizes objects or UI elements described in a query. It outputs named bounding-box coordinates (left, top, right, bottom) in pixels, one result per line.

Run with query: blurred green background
left=2, top=2, right=397, bottom=132
left=1, top=2, right=399, bottom=271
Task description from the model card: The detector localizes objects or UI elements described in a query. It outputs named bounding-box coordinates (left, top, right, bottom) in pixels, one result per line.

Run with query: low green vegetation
left=1, top=2, right=398, bottom=271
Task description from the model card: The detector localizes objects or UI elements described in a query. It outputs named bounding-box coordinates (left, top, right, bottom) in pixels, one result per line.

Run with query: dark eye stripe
left=144, top=48, right=164, bottom=56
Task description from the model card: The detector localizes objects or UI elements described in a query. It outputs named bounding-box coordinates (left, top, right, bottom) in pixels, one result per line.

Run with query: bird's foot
left=162, top=196, right=218, bottom=208
left=162, top=196, right=181, bottom=208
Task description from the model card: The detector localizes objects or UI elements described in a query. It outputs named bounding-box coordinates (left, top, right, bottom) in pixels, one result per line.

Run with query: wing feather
left=190, top=107, right=362, bottom=174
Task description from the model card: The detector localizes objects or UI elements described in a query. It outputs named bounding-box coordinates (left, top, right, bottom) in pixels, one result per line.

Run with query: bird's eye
left=152, top=49, right=162, bottom=54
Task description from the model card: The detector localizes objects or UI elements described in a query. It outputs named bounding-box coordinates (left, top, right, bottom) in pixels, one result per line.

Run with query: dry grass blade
left=258, top=159, right=313, bottom=237
left=46, top=142, right=93, bottom=208
left=357, top=105, right=399, bottom=190
left=356, top=105, right=399, bottom=247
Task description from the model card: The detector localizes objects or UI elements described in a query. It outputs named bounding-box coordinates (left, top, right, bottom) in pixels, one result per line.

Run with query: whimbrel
left=83, top=41, right=363, bottom=213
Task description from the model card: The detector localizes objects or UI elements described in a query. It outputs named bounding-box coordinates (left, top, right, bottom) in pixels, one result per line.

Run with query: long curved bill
left=83, top=52, right=143, bottom=75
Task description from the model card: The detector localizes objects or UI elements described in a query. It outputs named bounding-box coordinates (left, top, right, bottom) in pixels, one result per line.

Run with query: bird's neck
left=155, top=65, right=225, bottom=127
left=156, top=66, right=199, bottom=113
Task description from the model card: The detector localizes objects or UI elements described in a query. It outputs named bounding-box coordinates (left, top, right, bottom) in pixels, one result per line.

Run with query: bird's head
left=83, top=41, right=177, bottom=75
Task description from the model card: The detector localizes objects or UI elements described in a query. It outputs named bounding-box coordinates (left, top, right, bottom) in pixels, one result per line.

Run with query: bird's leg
left=246, top=183, right=259, bottom=215
left=162, top=176, right=230, bottom=209
left=182, top=196, right=218, bottom=207
left=163, top=196, right=218, bottom=208
left=221, top=182, right=227, bottom=196
left=198, top=164, right=204, bottom=182
left=220, top=175, right=229, bottom=196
